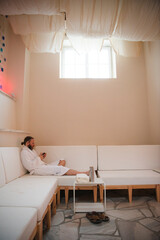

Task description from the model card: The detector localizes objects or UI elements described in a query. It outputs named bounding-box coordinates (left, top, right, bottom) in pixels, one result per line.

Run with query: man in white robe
left=21, top=136, right=89, bottom=176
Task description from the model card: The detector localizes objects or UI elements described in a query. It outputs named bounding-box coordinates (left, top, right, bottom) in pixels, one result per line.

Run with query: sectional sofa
left=97, top=145, right=160, bottom=203
left=0, top=145, right=160, bottom=240
left=35, top=145, right=160, bottom=204
left=0, top=147, right=59, bottom=240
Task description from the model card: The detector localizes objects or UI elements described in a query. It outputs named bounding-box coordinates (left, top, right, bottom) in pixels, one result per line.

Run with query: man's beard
left=28, top=144, right=33, bottom=150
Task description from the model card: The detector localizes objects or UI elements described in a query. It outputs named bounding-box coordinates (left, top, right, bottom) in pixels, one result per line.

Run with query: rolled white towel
left=76, top=174, right=89, bottom=183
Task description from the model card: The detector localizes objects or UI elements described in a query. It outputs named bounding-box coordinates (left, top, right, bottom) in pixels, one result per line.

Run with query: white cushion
left=98, top=145, right=160, bottom=170
left=0, top=207, right=37, bottom=240
left=36, top=146, right=97, bottom=171
left=23, top=173, right=98, bottom=186
left=98, top=170, right=160, bottom=185
left=23, top=174, right=85, bottom=186
left=24, top=175, right=77, bottom=186
left=0, top=176, right=58, bottom=221
left=1, top=147, right=26, bottom=183
left=57, top=175, right=76, bottom=186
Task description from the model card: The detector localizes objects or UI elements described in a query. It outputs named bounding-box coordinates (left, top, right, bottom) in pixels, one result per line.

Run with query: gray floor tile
left=116, top=197, right=148, bottom=210
left=51, top=211, right=64, bottom=226
left=139, top=208, right=153, bottom=217
left=44, top=221, right=79, bottom=240
left=148, top=201, right=160, bottom=217
left=117, top=219, right=159, bottom=240
left=44, top=191, right=160, bottom=240
left=80, top=235, right=121, bottom=240
left=139, top=218, right=160, bottom=232
left=106, top=209, right=144, bottom=220
left=80, top=217, right=116, bottom=235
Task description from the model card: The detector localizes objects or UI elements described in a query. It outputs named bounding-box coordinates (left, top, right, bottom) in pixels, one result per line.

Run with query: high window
left=60, top=40, right=116, bottom=79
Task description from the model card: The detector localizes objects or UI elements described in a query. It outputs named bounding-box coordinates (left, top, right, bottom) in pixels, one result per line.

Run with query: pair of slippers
left=86, top=211, right=109, bottom=224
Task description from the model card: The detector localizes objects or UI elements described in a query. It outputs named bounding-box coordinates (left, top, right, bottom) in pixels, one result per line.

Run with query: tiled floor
left=44, top=190, right=160, bottom=240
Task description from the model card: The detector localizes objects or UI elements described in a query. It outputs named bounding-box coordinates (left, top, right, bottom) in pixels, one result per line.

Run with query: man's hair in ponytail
left=21, top=136, right=34, bottom=145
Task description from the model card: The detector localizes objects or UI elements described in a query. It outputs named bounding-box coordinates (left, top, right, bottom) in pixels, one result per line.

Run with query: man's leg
left=65, top=169, right=89, bottom=175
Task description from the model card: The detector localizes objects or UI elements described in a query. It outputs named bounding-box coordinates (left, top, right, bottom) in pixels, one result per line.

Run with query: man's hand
left=58, top=160, right=66, bottom=166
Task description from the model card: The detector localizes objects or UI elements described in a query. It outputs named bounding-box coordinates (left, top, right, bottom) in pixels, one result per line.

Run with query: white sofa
left=0, top=147, right=58, bottom=240
left=36, top=146, right=98, bottom=204
left=1, top=144, right=160, bottom=239
left=0, top=207, right=37, bottom=240
left=97, top=145, right=160, bottom=202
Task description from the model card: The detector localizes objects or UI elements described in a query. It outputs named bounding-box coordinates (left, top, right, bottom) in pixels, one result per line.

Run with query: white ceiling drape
left=0, top=0, right=60, bottom=15
left=21, top=31, right=65, bottom=53
left=8, top=15, right=65, bottom=53
left=113, top=0, right=160, bottom=41
left=0, top=0, right=160, bottom=56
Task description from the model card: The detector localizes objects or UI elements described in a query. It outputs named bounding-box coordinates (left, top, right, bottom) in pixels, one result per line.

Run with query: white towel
left=76, top=174, right=89, bottom=183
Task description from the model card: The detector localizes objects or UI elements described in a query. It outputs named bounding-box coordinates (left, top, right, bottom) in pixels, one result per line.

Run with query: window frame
left=60, top=42, right=116, bottom=79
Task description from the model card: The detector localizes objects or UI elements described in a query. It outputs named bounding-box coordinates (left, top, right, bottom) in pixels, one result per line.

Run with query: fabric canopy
left=0, top=0, right=60, bottom=15
left=0, top=0, right=160, bottom=56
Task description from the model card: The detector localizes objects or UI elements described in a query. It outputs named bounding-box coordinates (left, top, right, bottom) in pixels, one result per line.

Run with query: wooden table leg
left=37, top=221, right=43, bottom=240
left=52, top=194, right=57, bottom=215
left=65, top=187, right=69, bottom=205
left=99, top=185, right=104, bottom=203
left=156, top=184, right=160, bottom=202
left=57, top=188, right=60, bottom=205
left=93, top=186, right=97, bottom=202
left=46, top=206, right=51, bottom=230
left=128, top=186, right=132, bottom=203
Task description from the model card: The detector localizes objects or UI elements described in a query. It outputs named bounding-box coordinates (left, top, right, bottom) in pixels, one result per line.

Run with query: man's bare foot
left=85, top=171, right=90, bottom=176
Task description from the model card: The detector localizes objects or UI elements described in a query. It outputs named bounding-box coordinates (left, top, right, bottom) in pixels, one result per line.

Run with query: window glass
left=60, top=40, right=116, bottom=79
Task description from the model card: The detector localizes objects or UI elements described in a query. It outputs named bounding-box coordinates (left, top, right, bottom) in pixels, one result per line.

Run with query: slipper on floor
left=86, top=212, right=102, bottom=224
left=91, top=211, right=110, bottom=222
left=97, top=212, right=110, bottom=222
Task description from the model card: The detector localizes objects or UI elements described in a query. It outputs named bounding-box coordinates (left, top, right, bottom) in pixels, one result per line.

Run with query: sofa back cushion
left=98, top=145, right=160, bottom=170
left=1, top=147, right=27, bottom=183
left=36, top=146, right=97, bottom=171
left=0, top=152, right=6, bottom=187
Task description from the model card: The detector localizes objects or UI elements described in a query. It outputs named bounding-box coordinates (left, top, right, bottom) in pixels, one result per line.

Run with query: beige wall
left=144, top=41, right=160, bottom=144
left=0, top=131, right=30, bottom=147
left=20, top=48, right=30, bottom=131
left=29, top=51, right=150, bottom=146
left=0, top=16, right=16, bottom=131
left=0, top=93, right=16, bottom=129
left=6, top=23, right=26, bottom=130
left=0, top=16, right=26, bottom=131
left=0, top=17, right=30, bottom=147
left=1, top=17, right=159, bottom=147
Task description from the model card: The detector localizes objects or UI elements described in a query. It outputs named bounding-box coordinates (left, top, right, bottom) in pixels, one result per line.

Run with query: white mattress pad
left=0, top=176, right=57, bottom=221
left=98, top=170, right=160, bottom=185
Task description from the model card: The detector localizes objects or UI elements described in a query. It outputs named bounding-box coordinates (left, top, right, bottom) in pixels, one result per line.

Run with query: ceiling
left=0, top=0, right=160, bottom=54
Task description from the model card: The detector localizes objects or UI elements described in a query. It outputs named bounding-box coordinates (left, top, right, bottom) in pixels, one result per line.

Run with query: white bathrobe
left=21, top=146, right=69, bottom=176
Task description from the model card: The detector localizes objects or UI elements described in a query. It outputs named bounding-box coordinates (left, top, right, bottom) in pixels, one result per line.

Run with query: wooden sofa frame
left=99, top=184, right=160, bottom=203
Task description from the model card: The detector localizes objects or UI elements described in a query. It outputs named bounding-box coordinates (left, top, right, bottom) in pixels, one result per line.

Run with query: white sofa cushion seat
left=56, top=171, right=98, bottom=186
left=98, top=170, right=160, bottom=186
left=23, top=174, right=77, bottom=186
left=97, top=145, right=160, bottom=202
left=56, top=175, right=76, bottom=186
left=22, top=172, right=98, bottom=186
left=0, top=176, right=58, bottom=221
left=0, top=206, right=37, bottom=240
left=21, top=173, right=98, bottom=189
